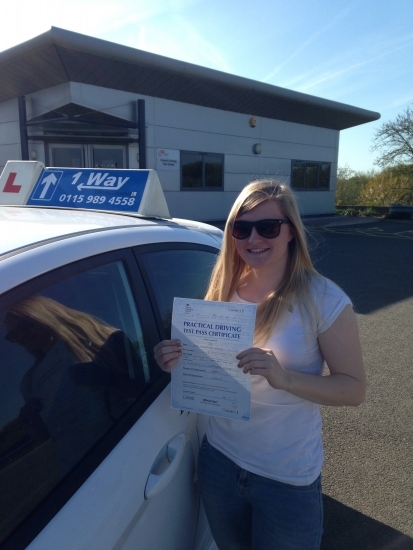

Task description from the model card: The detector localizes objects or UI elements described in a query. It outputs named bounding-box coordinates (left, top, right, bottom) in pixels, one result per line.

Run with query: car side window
left=139, top=248, right=218, bottom=336
left=0, top=260, right=149, bottom=545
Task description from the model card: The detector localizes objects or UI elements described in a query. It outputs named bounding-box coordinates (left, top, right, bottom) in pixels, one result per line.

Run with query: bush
left=338, top=207, right=359, bottom=217
left=336, top=164, right=413, bottom=207
left=358, top=169, right=413, bottom=206
left=363, top=207, right=377, bottom=217
left=336, top=168, right=372, bottom=206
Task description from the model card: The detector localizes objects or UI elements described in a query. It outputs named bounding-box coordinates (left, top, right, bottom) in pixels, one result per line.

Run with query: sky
left=1, top=0, right=412, bottom=173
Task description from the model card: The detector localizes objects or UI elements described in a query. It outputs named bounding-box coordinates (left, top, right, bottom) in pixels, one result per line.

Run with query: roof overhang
left=0, top=27, right=380, bottom=131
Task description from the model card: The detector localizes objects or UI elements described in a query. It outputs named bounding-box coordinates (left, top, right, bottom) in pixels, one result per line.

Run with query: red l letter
left=3, top=172, right=21, bottom=193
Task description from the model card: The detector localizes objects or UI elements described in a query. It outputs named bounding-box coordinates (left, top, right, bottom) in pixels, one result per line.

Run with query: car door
left=134, top=243, right=220, bottom=550
left=0, top=248, right=200, bottom=550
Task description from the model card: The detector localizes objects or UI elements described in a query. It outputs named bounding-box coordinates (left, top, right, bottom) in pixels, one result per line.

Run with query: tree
left=335, top=165, right=372, bottom=206
left=371, top=105, right=413, bottom=169
left=335, top=164, right=413, bottom=207
left=357, top=169, right=413, bottom=206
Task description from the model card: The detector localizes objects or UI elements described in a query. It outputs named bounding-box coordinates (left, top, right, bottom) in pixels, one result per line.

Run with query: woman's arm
left=236, top=304, right=366, bottom=407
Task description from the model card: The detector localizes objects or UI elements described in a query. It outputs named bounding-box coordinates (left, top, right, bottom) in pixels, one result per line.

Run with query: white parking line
left=319, top=227, right=413, bottom=239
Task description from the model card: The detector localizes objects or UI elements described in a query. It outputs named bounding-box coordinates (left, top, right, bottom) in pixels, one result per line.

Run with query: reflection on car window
left=0, top=261, right=149, bottom=544
left=141, top=249, right=217, bottom=335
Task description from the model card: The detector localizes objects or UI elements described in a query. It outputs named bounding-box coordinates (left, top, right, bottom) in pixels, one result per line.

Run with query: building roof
left=0, top=27, right=380, bottom=130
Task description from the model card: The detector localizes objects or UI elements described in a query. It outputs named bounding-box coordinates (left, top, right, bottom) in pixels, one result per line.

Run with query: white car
left=0, top=162, right=222, bottom=550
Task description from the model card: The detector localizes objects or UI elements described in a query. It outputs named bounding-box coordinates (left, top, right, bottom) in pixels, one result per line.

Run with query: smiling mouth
left=247, top=248, right=269, bottom=253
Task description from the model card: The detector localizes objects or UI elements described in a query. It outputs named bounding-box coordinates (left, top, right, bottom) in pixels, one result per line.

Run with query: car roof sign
left=0, top=161, right=44, bottom=205
left=0, top=161, right=170, bottom=218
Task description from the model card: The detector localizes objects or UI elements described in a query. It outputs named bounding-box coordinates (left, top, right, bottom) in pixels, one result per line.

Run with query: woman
left=5, top=295, right=145, bottom=474
left=154, top=180, right=366, bottom=550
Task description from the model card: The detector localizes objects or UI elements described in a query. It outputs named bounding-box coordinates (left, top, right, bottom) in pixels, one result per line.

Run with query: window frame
left=291, top=160, right=331, bottom=191
left=180, top=150, right=224, bottom=191
left=46, top=143, right=129, bottom=169
left=0, top=248, right=167, bottom=550
left=133, top=242, right=220, bottom=341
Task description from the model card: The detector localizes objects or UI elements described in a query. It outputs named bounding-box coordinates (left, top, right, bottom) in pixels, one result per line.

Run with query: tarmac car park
left=0, top=162, right=222, bottom=550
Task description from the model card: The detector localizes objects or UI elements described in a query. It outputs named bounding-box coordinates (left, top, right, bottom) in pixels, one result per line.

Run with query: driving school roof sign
left=0, top=161, right=170, bottom=218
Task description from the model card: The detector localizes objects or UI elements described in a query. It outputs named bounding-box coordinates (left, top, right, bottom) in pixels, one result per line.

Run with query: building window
left=291, top=161, right=331, bottom=190
left=181, top=151, right=224, bottom=190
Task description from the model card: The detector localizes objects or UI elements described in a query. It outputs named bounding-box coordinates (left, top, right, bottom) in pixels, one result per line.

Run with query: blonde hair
left=205, top=180, right=319, bottom=343
left=6, top=295, right=116, bottom=363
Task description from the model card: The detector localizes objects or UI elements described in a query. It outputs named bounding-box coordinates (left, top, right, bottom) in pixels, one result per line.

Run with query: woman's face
left=233, top=199, right=294, bottom=274
left=5, top=314, right=55, bottom=354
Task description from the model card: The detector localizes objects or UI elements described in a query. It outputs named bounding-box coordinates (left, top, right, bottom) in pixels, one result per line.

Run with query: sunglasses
left=232, top=218, right=292, bottom=240
left=5, top=319, right=36, bottom=343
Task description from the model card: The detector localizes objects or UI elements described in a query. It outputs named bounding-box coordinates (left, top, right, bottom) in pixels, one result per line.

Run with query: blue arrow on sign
left=30, top=170, right=63, bottom=201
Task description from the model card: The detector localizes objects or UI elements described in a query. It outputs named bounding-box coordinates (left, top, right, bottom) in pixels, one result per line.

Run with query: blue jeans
left=198, top=436, right=323, bottom=550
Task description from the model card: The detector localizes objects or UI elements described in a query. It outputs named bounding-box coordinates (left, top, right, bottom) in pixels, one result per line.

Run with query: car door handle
left=144, top=433, right=186, bottom=499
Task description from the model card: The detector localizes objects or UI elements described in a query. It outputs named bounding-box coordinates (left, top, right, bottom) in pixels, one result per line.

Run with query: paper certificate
left=171, top=298, right=257, bottom=421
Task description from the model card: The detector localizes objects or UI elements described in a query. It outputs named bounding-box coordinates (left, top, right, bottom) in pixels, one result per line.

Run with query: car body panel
left=0, top=204, right=222, bottom=550
left=25, top=387, right=199, bottom=550
left=0, top=207, right=152, bottom=255
left=0, top=207, right=222, bottom=258
left=0, top=209, right=222, bottom=296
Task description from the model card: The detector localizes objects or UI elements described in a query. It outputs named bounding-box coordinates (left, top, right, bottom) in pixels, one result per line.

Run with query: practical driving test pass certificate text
left=171, top=298, right=257, bottom=421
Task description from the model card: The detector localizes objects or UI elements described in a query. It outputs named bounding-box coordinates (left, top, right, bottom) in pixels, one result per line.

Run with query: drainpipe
left=18, top=96, right=29, bottom=160
left=137, top=99, right=146, bottom=169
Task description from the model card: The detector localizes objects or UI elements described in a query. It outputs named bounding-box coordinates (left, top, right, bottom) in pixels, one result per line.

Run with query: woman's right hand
left=19, top=398, right=43, bottom=424
left=153, top=339, right=182, bottom=372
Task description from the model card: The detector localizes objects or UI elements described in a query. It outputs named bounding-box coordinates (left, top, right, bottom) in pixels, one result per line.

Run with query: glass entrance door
left=92, top=147, right=125, bottom=168
left=51, top=146, right=84, bottom=168
left=49, top=145, right=126, bottom=169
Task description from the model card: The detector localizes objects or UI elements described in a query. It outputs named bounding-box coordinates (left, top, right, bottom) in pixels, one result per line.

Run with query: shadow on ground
left=308, top=220, right=413, bottom=314
left=322, top=495, right=413, bottom=550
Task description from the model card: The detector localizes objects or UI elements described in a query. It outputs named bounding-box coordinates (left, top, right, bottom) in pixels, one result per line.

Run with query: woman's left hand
left=237, top=306, right=366, bottom=407
left=236, top=347, right=288, bottom=390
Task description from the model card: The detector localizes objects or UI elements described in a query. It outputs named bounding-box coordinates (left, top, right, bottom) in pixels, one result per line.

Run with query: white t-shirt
left=206, top=275, right=352, bottom=486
